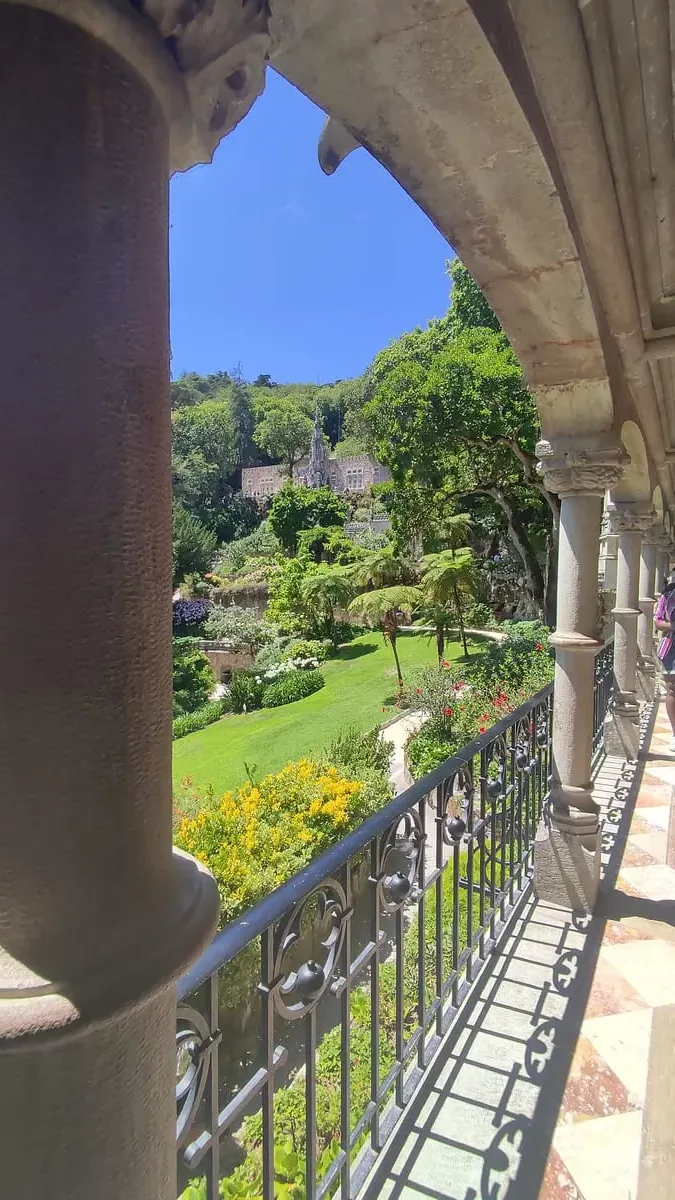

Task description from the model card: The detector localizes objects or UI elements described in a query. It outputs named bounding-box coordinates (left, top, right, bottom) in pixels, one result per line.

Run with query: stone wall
left=197, top=641, right=253, bottom=681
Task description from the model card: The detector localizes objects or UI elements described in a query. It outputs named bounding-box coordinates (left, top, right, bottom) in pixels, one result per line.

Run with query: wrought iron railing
left=175, top=685, right=556, bottom=1200
left=593, top=639, right=614, bottom=759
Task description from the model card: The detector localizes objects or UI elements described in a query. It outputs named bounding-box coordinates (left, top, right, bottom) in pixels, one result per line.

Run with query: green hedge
left=262, top=669, right=325, bottom=708
left=172, top=698, right=229, bottom=740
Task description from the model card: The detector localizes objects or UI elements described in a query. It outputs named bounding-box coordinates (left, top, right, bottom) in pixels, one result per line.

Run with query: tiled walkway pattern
left=365, top=702, right=675, bottom=1200
left=542, top=703, right=675, bottom=1200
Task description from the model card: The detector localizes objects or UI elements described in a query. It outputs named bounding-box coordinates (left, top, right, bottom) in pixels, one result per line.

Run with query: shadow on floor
left=361, top=708, right=657, bottom=1200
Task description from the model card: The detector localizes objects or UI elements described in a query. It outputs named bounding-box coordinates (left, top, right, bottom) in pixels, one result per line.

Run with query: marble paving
left=362, top=701, right=675, bottom=1200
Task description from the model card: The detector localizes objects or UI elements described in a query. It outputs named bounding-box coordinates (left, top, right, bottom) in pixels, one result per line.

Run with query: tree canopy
left=268, top=484, right=348, bottom=554
left=362, top=260, right=557, bottom=621
left=253, top=399, right=314, bottom=475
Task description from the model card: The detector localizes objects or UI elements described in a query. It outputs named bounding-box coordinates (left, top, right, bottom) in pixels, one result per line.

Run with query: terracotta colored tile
left=583, top=954, right=648, bottom=1019
left=615, top=878, right=645, bottom=899
left=636, top=790, right=670, bottom=808
left=558, top=1034, right=638, bottom=1123
left=602, top=918, right=652, bottom=945
left=621, top=841, right=659, bottom=868
left=540, top=1147, right=585, bottom=1198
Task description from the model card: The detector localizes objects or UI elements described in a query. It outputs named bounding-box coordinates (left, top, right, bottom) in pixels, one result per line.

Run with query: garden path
left=381, top=709, right=426, bottom=794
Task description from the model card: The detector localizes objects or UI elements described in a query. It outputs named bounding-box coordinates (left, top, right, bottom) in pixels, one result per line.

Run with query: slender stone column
left=637, top=537, right=658, bottom=702
left=600, top=513, right=619, bottom=593
left=0, top=9, right=218, bottom=1200
left=533, top=435, right=626, bottom=910
left=604, top=505, right=655, bottom=758
left=656, top=547, right=671, bottom=594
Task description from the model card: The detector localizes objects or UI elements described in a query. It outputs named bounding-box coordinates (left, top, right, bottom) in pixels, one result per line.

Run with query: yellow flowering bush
left=176, top=758, right=383, bottom=925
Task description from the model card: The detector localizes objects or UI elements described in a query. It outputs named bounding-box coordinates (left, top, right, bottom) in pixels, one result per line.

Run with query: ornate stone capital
left=536, top=435, right=628, bottom=497
left=645, top=524, right=671, bottom=549
left=5, top=0, right=274, bottom=170
left=606, top=504, right=656, bottom=535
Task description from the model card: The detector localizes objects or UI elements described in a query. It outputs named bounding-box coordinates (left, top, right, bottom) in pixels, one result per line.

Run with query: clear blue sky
left=169, top=70, right=452, bottom=384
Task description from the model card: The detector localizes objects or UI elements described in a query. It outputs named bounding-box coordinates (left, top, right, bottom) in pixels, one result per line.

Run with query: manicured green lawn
left=172, top=631, right=476, bottom=796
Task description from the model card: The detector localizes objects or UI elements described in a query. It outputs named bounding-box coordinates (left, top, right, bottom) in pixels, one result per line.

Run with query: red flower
left=479, top=725, right=487, bottom=734
left=415, top=688, right=421, bottom=695
left=443, top=707, right=453, bottom=717
left=440, top=659, right=450, bottom=668
left=535, top=642, right=543, bottom=651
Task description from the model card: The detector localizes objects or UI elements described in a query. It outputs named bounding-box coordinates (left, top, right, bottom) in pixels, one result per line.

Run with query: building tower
left=307, top=408, right=328, bottom=488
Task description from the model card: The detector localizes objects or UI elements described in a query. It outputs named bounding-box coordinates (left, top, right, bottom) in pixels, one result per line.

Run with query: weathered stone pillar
left=534, top=436, right=626, bottom=910
left=604, top=505, right=655, bottom=758
left=0, top=8, right=219, bottom=1199
left=637, top=536, right=658, bottom=702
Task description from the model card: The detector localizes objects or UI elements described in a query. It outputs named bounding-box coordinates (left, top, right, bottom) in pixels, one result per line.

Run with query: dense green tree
left=228, top=368, right=258, bottom=468
left=172, top=503, right=218, bottom=587
left=170, top=370, right=230, bottom=408
left=447, top=259, right=501, bottom=334
left=363, top=263, right=558, bottom=622
left=268, top=484, right=348, bottom=554
left=172, top=638, right=214, bottom=717
left=172, top=400, right=242, bottom=540
left=253, top=399, right=313, bottom=474
left=296, top=525, right=358, bottom=565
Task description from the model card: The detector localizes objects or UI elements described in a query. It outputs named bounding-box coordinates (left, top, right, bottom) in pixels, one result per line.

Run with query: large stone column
left=637, top=535, right=658, bottom=702
left=533, top=436, right=626, bottom=910
left=0, top=9, right=218, bottom=1199
left=604, top=505, right=655, bottom=758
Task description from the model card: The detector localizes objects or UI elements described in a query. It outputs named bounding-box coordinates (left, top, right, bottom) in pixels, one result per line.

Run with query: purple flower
left=172, top=599, right=210, bottom=632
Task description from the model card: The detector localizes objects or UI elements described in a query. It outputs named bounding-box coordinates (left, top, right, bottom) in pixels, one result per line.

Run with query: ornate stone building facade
left=241, top=453, right=390, bottom=499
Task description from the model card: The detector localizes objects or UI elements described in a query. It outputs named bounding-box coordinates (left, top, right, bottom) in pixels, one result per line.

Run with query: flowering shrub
left=175, top=759, right=384, bottom=925
left=262, top=669, right=325, bottom=708
left=260, top=657, right=320, bottom=679
left=228, top=662, right=323, bottom=713
left=172, top=598, right=210, bottom=635
left=406, top=626, right=554, bottom=778
left=281, top=638, right=329, bottom=663
left=402, top=665, right=464, bottom=733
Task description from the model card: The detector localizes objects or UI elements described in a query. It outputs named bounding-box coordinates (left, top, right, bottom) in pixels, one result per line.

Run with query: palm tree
left=348, top=585, right=422, bottom=688
left=300, top=566, right=353, bottom=647
left=344, top=544, right=414, bottom=590
left=419, top=546, right=475, bottom=659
